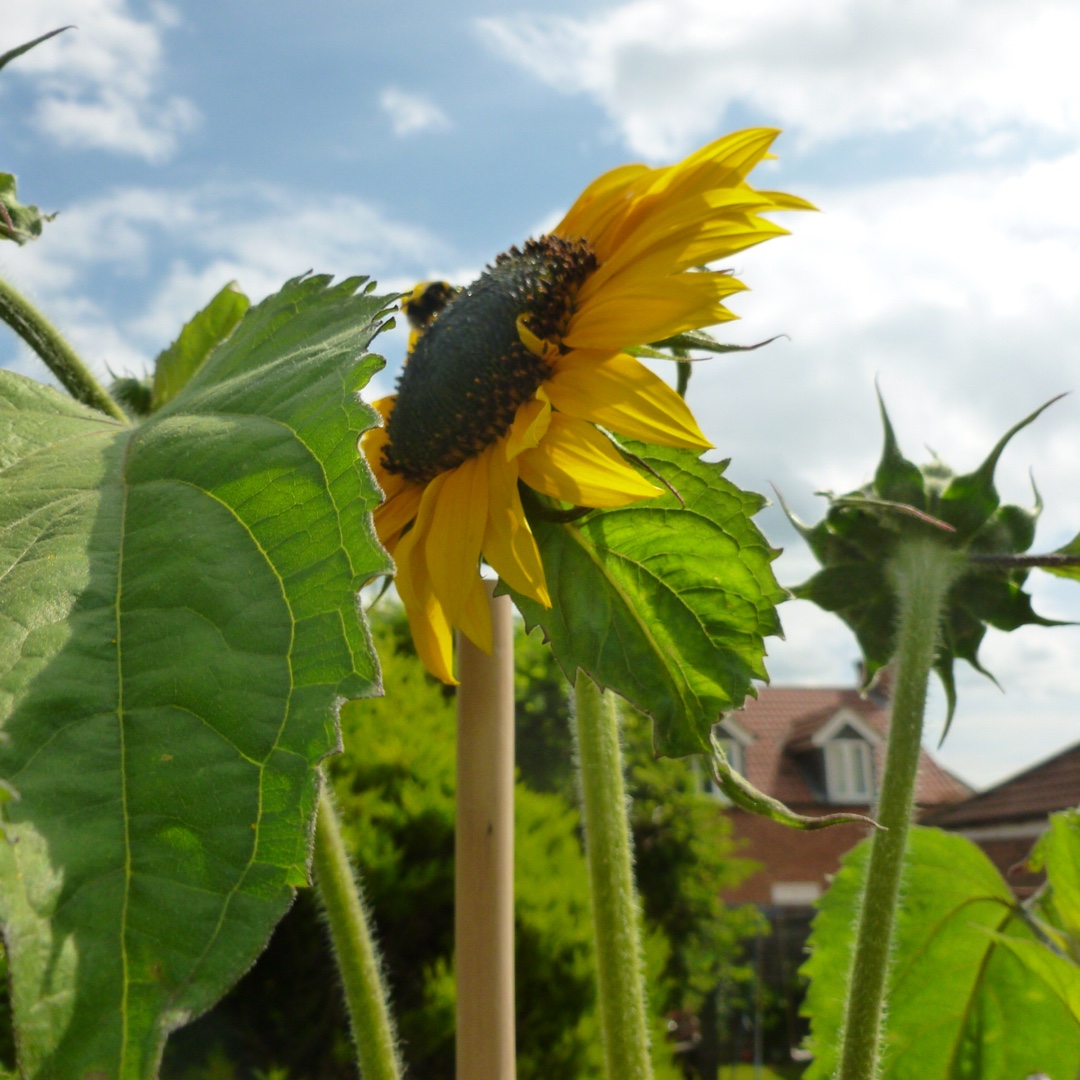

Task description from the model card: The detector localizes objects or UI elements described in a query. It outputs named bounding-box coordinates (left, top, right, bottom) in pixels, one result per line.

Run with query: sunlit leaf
left=802, top=827, right=1080, bottom=1080
left=151, top=282, right=250, bottom=411
left=0, top=274, right=393, bottom=1077
left=505, top=442, right=784, bottom=757
left=710, top=733, right=875, bottom=831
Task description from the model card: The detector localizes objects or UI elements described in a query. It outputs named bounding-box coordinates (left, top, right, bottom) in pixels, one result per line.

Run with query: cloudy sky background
left=3, top=0, right=1079, bottom=787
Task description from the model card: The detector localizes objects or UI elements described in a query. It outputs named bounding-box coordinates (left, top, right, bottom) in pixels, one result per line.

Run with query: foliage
left=0, top=276, right=392, bottom=1076
left=802, top=825, right=1080, bottom=1079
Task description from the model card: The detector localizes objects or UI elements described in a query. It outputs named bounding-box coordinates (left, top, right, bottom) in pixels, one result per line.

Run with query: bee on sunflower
left=363, top=127, right=812, bottom=682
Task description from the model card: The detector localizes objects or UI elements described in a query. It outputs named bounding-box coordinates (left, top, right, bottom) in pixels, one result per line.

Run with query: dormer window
left=825, top=736, right=874, bottom=802
left=806, top=711, right=881, bottom=805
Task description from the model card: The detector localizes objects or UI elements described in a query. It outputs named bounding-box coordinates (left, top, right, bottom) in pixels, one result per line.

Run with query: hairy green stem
left=313, top=782, right=402, bottom=1080
left=573, top=673, right=653, bottom=1080
left=0, top=274, right=128, bottom=422
left=837, top=536, right=963, bottom=1080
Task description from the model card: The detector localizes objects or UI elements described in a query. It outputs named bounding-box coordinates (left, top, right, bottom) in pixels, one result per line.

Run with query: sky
left=2, top=0, right=1079, bottom=788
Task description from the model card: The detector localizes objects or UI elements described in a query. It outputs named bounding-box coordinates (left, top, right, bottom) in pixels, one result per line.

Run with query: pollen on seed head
left=382, top=235, right=596, bottom=483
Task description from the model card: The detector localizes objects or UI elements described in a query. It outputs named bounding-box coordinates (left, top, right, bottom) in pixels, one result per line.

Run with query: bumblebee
left=402, top=280, right=461, bottom=353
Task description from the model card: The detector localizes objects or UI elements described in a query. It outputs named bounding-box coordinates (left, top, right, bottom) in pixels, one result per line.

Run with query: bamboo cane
left=455, top=582, right=516, bottom=1080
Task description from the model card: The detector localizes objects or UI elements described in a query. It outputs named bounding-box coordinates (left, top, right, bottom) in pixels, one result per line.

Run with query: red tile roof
left=924, top=741, right=1080, bottom=828
left=731, top=687, right=971, bottom=809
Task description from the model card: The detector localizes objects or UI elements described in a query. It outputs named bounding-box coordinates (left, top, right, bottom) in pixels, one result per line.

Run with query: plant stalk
left=573, top=673, right=653, bottom=1080
left=313, top=781, right=402, bottom=1080
left=0, top=274, right=128, bottom=422
left=836, top=536, right=962, bottom=1080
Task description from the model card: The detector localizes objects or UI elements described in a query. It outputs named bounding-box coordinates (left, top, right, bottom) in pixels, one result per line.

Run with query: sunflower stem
left=836, top=536, right=962, bottom=1080
left=0, top=273, right=128, bottom=422
left=572, top=673, right=653, bottom=1080
left=313, top=780, right=403, bottom=1080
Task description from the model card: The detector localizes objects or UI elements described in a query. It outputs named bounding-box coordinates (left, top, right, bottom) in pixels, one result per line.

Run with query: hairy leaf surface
left=802, top=827, right=1080, bottom=1079
left=506, top=442, right=784, bottom=757
left=0, top=275, right=392, bottom=1077
left=151, top=282, right=250, bottom=411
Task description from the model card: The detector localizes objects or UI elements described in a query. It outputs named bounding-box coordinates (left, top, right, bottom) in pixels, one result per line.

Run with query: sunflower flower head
left=364, top=128, right=812, bottom=683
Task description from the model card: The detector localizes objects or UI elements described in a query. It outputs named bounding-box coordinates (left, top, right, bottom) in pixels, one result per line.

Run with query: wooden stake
left=456, top=582, right=516, bottom=1080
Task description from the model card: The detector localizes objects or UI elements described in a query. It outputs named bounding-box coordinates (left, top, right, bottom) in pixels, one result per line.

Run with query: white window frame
left=824, top=738, right=874, bottom=802
left=810, top=709, right=881, bottom=804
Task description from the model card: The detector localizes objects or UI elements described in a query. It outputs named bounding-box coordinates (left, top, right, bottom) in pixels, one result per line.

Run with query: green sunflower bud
left=788, top=391, right=1069, bottom=736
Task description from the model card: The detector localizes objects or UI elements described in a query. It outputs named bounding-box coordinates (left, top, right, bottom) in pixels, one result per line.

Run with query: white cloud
left=0, top=182, right=449, bottom=383
left=1, top=1, right=197, bottom=162
left=378, top=87, right=451, bottom=138
left=663, top=146, right=1080, bottom=785
left=478, top=0, right=1080, bottom=159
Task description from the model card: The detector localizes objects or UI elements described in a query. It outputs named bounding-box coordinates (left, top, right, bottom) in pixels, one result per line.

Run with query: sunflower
left=363, top=127, right=811, bottom=683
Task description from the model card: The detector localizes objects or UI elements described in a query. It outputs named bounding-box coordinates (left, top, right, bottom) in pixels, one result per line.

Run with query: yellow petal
left=506, top=393, right=552, bottom=460
left=459, top=572, right=494, bottom=655
left=648, top=128, right=779, bottom=202
left=546, top=352, right=712, bottom=450
left=599, top=186, right=778, bottom=279
left=517, top=413, right=662, bottom=507
left=371, top=395, right=396, bottom=421
left=373, top=483, right=423, bottom=544
left=482, top=438, right=550, bottom=606
left=564, top=272, right=746, bottom=352
left=556, top=162, right=652, bottom=243
left=425, top=455, right=492, bottom=651
left=361, top=424, right=408, bottom=503
left=516, top=315, right=561, bottom=364
left=394, top=481, right=457, bottom=684
left=591, top=129, right=781, bottom=262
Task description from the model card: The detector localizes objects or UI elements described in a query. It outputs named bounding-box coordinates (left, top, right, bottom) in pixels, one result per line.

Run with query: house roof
left=924, top=740, right=1080, bottom=828
left=732, top=687, right=972, bottom=808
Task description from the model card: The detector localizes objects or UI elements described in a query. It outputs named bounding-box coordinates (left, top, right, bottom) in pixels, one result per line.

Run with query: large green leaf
left=150, top=283, right=250, bottom=411
left=0, top=274, right=393, bottom=1078
left=505, top=442, right=784, bottom=757
left=802, top=826, right=1080, bottom=1080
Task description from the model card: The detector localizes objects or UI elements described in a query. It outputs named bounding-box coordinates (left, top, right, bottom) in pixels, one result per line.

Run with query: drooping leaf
left=505, top=442, right=784, bottom=757
left=710, top=734, right=875, bottom=831
left=626, top=330, right=783, bottom=362
left=151, top=282, right=250, bottom=411
left=802, top=827, right=1080, bottom=1080
left=0, top=274, right=393, bottom=1077
left=0, top=174, right=55, bottom=246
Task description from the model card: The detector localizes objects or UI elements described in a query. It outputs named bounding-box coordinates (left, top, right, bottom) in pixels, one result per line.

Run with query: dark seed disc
left=383, top=235, right=595, bottom=483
